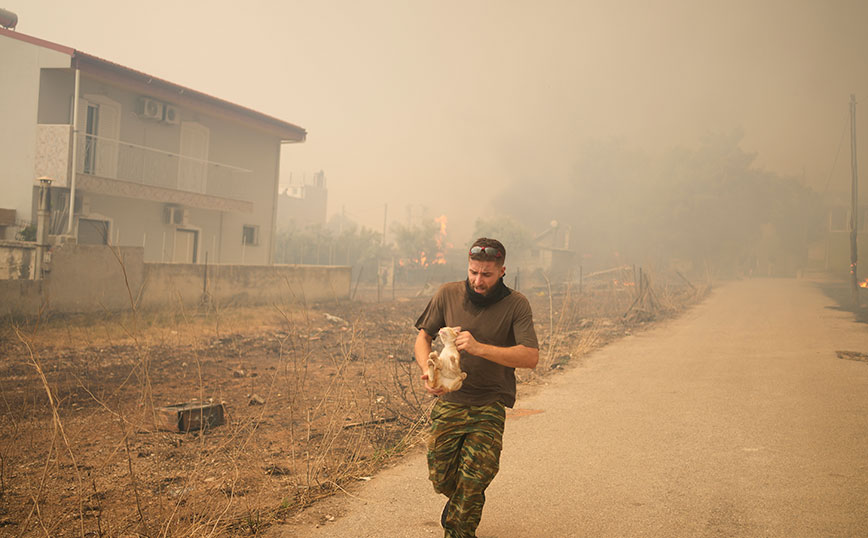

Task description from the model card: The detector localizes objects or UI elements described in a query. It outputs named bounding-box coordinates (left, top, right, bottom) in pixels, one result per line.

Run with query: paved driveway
left=269, top=279, right=868, bottom=537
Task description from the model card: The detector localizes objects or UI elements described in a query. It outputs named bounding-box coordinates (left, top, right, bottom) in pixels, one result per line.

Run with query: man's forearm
left=472, top=343, right=539, bottom=369
left=414, top=329, right=433, bottom=372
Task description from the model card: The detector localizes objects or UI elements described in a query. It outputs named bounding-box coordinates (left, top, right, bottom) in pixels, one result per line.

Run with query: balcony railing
left=74, top=132, right=252, bottom=196
left=33, top=125, right=252, bottom=198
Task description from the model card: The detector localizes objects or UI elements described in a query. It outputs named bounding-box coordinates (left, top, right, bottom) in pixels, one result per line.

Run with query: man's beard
left=465, top=277, right=511, bottom=307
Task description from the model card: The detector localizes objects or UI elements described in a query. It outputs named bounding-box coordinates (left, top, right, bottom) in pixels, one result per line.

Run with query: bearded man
left=414, top=237, right=539, bottom=538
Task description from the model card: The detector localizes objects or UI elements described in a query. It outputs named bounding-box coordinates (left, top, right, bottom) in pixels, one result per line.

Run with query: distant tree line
left=273, top=215, right=459, bottom=285
left=492, top=130, right=825, bottom=277
left=275, top=130, right=823, bottom=281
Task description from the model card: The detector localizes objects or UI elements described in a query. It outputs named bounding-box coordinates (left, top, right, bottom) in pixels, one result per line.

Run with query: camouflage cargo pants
left=427, top=399, right=506, bottom=538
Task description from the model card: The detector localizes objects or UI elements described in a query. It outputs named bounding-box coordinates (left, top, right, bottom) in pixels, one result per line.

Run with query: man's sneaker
left=440, top=500, right=450, bottom=529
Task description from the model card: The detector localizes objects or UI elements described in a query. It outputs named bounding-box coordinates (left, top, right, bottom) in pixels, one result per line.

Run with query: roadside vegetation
left=0, top=269, right=706, bottom=536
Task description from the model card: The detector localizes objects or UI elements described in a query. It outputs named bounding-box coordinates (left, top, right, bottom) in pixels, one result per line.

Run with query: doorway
left=172, top=228, right=198, bottom=263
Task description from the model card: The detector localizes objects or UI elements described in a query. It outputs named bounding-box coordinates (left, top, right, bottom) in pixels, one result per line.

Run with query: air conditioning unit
left=137, top=97, right=164, bottom=121
left=163, top=104, right=180, bottom=125
left=163, top=206, right=186, bottom=225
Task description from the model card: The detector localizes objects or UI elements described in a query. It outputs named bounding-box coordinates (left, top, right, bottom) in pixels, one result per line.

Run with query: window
left=78, top=218, right=109, bottom=245
left=82, top=103, right=99, bottom=174
left=242, top=225, right=259, bottom=246
left=78, top=95, right=120, bottom=178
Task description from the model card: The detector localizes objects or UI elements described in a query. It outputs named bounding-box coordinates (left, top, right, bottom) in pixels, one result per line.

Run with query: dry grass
left=0, top=267, right=707, bottom=537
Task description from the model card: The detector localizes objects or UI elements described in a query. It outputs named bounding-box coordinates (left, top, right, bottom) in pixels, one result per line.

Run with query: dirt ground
left=0, top=275, right=704, bottom=537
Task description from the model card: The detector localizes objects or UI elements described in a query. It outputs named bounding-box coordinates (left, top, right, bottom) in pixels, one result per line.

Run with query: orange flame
left=435, top=214, right=448, bottom=239
left=401, top=215, right=450, bottom=268
left=859, top=278, right=868, bottom=289
left=432, top=214, right=449, bottom=265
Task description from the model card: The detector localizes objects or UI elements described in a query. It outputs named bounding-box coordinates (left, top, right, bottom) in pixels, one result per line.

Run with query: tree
left=273, top=216, right=389, bottom=275
left=391, top=219, right=441, bottom=268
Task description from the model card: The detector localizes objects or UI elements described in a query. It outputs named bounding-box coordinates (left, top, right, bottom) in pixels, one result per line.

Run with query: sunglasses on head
left=469, top=246, right=503, bottom=258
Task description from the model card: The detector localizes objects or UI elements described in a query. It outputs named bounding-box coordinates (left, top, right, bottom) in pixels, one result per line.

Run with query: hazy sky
left=12, top=0, right=868, bottom=241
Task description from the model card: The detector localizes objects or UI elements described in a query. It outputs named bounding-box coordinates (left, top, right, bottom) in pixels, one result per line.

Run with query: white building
left=0, top=26, right=306, bottom=265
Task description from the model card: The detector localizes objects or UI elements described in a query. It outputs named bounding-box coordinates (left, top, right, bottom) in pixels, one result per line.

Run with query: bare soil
left=0, top=277, right=704, bottom=537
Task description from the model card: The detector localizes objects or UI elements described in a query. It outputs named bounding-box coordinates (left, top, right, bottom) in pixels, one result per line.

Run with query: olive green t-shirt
left=415, top=281, right=538, bottom=407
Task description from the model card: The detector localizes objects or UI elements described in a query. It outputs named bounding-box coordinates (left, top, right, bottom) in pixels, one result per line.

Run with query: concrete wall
left=37, top=68, right=75, bottom=124
left=139, top=262, right=351, bottom=310
left=0, top=244, right=350, bottom=316
left=0, top=279, right=43, bottom=314
left=0, top=241, right=36, bottom=279
left=0, top=32, right=71, bottom=238
left=42, top=243, right=145, bottom=312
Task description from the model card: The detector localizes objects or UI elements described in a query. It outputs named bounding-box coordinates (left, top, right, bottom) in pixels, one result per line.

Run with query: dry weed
left=0, top=262, right=705, bottom=536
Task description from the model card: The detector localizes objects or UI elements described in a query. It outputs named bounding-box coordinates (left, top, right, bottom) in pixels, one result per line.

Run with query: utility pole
left=849, top=95, right=860, bottom=305
left=34, top=177, right=52, bottom=279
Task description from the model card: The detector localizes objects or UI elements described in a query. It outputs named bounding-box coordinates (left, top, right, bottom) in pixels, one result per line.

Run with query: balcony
left=34, top=125, right=254, bottom=213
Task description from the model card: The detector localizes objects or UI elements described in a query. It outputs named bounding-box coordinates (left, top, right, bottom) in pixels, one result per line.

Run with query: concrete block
left=156, top=401, right=225, bottom=432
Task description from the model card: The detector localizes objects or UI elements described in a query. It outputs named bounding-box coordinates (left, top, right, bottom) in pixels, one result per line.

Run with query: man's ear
left=499, top=265, right=506, bottom=278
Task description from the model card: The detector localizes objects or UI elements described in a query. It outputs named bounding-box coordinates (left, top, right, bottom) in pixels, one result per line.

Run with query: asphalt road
left=269, top=278, right=868, bottom=537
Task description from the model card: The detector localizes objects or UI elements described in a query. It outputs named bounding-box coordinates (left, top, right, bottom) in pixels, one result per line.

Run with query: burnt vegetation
left=0, top=268, right=704, bottom=536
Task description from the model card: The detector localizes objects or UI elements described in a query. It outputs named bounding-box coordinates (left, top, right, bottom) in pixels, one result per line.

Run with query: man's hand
left=421, top=373, right=447, bottom=396
left=455, top=328, right=481, bottom=355
left=454, top=328, right=539, bottom=369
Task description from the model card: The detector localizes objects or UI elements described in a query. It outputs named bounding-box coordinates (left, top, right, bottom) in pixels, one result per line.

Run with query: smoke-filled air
left=14, top=0, right=868, bottom=280
left=6, top=2, right=868, bottom=536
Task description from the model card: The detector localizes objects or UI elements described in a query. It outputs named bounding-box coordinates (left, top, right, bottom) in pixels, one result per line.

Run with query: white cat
left=427, top=326, right=467, bottom=393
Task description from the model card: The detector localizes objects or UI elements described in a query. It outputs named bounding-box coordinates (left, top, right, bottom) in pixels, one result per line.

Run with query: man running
left=414, top=237, right=539, bottom=537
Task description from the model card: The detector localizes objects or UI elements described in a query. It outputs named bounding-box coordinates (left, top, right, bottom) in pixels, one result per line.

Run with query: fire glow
left=859, top=278, right=868, bottom=289
left=433, top=214, right=449, bottom=266
left=399, top=214, right=451, bottom=268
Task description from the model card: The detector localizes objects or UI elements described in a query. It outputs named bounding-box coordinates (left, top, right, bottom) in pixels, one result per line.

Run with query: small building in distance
left=276, top=170, right=328, bottom=231
left=526, top=220, right=576, bottom=282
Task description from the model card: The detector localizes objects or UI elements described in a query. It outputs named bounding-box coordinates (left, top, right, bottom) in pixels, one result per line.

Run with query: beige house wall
left=32, top=73, right=281, bottom=265
left=0, top=33, right=70, bottom=238
left=4, top=28, right=301, bottom=265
